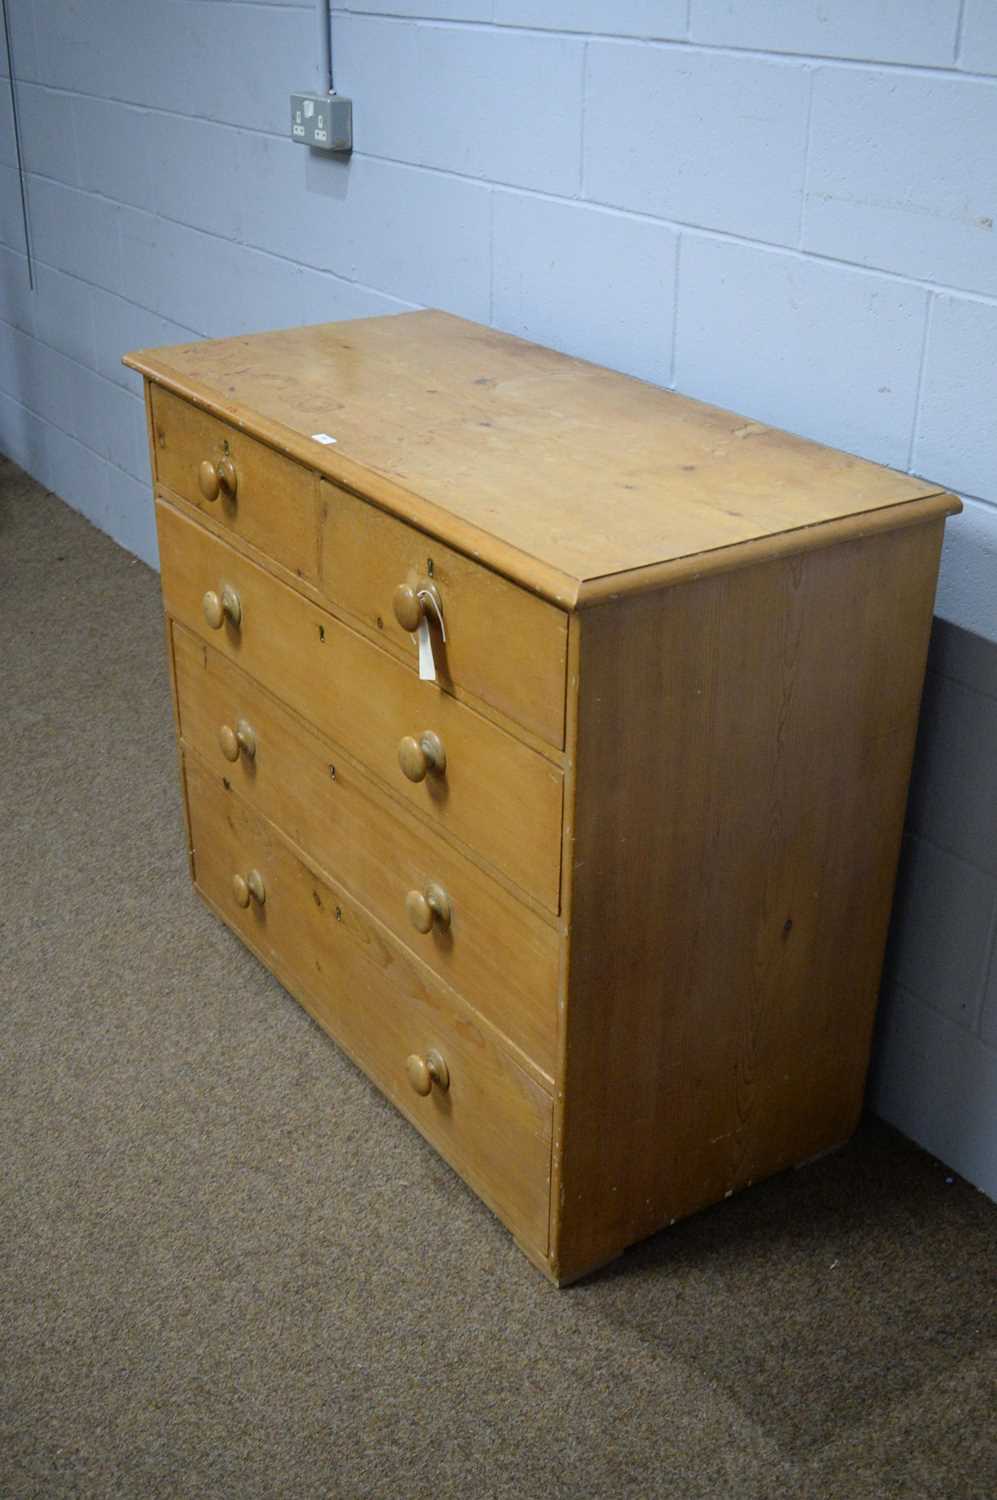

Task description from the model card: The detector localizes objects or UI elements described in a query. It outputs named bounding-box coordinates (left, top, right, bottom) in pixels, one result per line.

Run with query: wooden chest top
left=123, top=310, right=954, bottom=609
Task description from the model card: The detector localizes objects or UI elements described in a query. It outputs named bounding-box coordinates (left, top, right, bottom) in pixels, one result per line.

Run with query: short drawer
left=172, top=623, right=560, bottom=1076
left=159, top=501, right=563, bottom=911
left=151, top=384, right=320, bottom=584
left=319, top=481, right=568, bottom=748
left=185, top=755, right=552, bottom=1255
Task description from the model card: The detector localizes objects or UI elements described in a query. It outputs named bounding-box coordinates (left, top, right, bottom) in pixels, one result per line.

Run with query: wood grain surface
left=130, top=312, right=960, bottom=1285
left=186, top=753, right=553, bottom=1257
left=551, top=519, right=947, bottom=1283
left=318, top=479, right=568, bottom=747
left=158, top=500, right=564, bottom=911
left=126, top=312, right=955, bottom=606
left=151, top=384, right=321, bottom=585
left=172, top=623, right=561, bottom=1078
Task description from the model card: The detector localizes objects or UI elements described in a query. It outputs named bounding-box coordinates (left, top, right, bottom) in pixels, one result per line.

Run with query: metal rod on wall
left=1, top=0, right=33, bottom=288
left=318, top=0, right=333, bottom=94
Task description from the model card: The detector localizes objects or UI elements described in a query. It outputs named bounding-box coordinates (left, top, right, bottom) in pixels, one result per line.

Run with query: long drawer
left=319, top=480, right=568, bottom=748
left=185, top=754, right=552, bottom=1255
left=158, top=500, right=564, bottom=911
left=172, top=623, right=560, bottom=1077
left=152, top=384, right=321, bottom=584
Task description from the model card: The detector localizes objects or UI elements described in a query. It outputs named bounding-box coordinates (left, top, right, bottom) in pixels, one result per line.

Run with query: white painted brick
left=15, top=83, right=78, bottom=184
left=981, top=942, right=997, bottom=1048
left=0, top=328, right=79, bottom=435
left=90, top=288, right=201, bottom=394
left=109, top=390, right=151, bottom=484
left=0, top=81, right=14, bottom=168
left=585, top=44, right=809, bottom=246
left=237, top=133, right=334, bottom=265
left=495, top=0, right=687, bottom=38
left=32, top=0, right=165, bottom=102
left=887, top=836, right=995, bottom=1028
left=65, top=361, right=108, bottom=455
left=340, top=1, right=493, bottom=17
left=928, top=617, right=997, bottom=702
left=0, top=246, right=34, bottom=333
left=33, top=0, right=319, bottom=134
left=914, top=295, right=997, bottom=504
left=241, top=143, right=491, bottom=318
left=934, top=499, right=997, bottom=644
left=675, top=235, right=926, bottom=468
left=2, top=0, right=38, bottom=83
left=73, top=98, right=157, bottom=213
left=690, top=0, right=960, bottom=66
left=871, top=982, right=997, bottom=1199
left=71, top=370, right=149, bottom=483
left=104, top=463, right=159, bottom=570
left=333, top=14, right=584, bottom=194
left=117, top=207, right=305, bottom=339
left=0, top=165, right=28, bottom=252
left=960, top=0, right=997, bottom=75
left=33, top=264, right=96, bottom=368
left=298, top=269, right=417, bottom=324
left=305, top=149, right=489, bottom=310
left=0, top=393, right=52, bottom=487
left=493, top=193, right=676, bottom=387
left=44, top=421, right=112, bottom=535
left=0, top=319, right=28, bottom=398
left=805, top=69, right=997, bottom=298
left=26, top=177, right=121, bottom=289
left=148, top=114, right=244, bottom=241
left=907, top=671, right=997, bottom=880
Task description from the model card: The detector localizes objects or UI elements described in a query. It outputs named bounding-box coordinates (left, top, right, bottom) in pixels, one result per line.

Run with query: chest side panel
left=551, top=518, right=947, bottom=1284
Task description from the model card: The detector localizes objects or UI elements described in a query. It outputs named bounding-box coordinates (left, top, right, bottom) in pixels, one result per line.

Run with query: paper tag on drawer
left=415, top=588, right=447, bottom=683
left=417, top=617, right=436, bottom=682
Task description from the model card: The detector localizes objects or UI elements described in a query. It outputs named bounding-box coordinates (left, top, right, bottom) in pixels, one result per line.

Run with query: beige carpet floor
left=1, top=454, right=995, bottom=1500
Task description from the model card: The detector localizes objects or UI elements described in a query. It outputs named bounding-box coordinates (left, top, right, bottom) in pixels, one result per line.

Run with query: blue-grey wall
left=1, top=1, right=994, bottom=1195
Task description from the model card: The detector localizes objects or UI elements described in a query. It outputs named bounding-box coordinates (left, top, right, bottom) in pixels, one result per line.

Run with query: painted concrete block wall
left=0, top=1, right=994, bottom=1194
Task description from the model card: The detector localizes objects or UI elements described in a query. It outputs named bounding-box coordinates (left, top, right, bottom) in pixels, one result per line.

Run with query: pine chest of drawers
left=126, top=311, right=959, bottom=1285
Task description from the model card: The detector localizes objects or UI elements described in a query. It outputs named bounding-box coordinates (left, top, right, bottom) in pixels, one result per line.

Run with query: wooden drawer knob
left=232, top=869, right=266, bottom=908
left=198, top=456, right=238, bottom=502
left=398, top=730, right=446, bottom=783
left=393, top=579, right=442, bottom=633
left=406, top=883, right=451, bottom=934
left=406, top=1049, right=449, bottom=1097
left=219, top=718, right=256, bottom=762
left=202, top=584, right=242, bottom=630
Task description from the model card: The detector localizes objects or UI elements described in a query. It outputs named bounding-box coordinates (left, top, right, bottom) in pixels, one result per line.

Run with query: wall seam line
left=954, top=0, right=969, bottom=65
left=906, top=291, right=935, bottom=472
left=333, top=11, right=997, bottom=82
left=12, top=145, right=997, bottom=311
left=977, top=894, right=997, bottom=1040
left=796, top=64, right=816, bottom=250
left=879, top=978, right=997, bottom=1056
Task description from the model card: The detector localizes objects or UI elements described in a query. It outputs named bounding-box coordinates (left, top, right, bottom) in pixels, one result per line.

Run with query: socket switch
left=290, top=93, right=352, bottom=152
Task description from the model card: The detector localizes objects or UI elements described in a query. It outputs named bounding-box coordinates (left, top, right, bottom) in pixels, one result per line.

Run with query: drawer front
left=185, top=755, right=552, bottom=1254
left=319, top=481, right=568, bottom=749
left=172, top=623, right=560, bottom=1076
left=159, top=500, right=563, bottom=911
left=151, top=385, right=320, bottom=584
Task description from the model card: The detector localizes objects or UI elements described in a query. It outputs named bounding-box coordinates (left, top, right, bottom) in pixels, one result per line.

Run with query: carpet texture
left=1, top=455, right=995, bottom=1500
